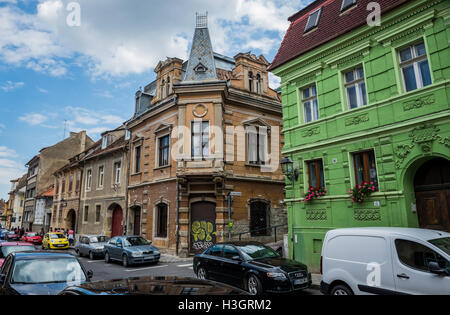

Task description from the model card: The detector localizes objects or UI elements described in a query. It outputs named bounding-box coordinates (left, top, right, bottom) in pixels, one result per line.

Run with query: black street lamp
left=281, top=157, right=298, bottom=181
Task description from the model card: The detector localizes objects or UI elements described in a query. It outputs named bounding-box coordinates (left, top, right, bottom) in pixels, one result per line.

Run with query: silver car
left=75, top=235, right=109, bottom=260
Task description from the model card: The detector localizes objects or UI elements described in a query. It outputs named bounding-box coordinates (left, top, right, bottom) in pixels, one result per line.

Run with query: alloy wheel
left=197, top=268, right=207, bottom=280
left=247, top=276, right=259, bottom=295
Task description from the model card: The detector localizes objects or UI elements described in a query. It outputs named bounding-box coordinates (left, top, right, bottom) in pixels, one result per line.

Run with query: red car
left=21, top=232, right=43, bottom=245
left=0, top=242, right=36, bottom=267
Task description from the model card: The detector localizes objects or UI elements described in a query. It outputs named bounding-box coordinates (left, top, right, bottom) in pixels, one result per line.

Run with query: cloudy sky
left=0, top=0, right=313, bottom=199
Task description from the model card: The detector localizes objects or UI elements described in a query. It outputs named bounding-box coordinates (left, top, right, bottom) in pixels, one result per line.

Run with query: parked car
left=20, top=232, right=42, bottom=245
left=104, top=236, right=160, bottom=267
left=0, top=230, right=8, bottom=240
left=194, top=241, right=311, bottom=295
left=42, top=232, right=69, bottom=250
left=320, top=227, right=450, bottom=295
left=60, top=276, right=248, bottom=295
left=0, top=242, right=36, bottom=268
left=0, top=251, right=93, bottom=295
left=5, top=231, right=20, bottom=242
left=75, top=235, right=109, bottom=260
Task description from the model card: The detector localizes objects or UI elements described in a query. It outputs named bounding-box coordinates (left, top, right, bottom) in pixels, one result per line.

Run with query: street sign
left=230, top=192, right=242, bottom=197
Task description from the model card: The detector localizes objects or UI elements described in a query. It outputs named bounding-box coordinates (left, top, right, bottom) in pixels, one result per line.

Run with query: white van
left=320, top=227, right=450, bottom=295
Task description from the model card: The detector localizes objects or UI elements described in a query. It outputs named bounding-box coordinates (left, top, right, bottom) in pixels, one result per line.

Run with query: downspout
left=124, top=139, right=130, bottom=236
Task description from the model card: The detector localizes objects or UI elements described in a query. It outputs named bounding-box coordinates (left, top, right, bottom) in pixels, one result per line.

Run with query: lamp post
left=281, top=157, right=298, bottom=181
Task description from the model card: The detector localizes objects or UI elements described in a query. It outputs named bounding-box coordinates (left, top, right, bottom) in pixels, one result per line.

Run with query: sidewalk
left=311, top=273, right=321, bottom=290
left=160, top=254, right=194, bottom=264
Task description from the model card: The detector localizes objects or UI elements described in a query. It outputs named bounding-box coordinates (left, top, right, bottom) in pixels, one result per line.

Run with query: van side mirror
left=428, top=262, right=449, bottom=276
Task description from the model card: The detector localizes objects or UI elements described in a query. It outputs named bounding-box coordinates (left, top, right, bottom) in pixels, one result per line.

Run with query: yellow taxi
left=42, top=232, right=70, bottom=250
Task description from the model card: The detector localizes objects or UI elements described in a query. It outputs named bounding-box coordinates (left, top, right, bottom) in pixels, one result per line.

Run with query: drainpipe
left=176, top=177, right=180, bottom=256
left=124, top=140, right=130, bottom=236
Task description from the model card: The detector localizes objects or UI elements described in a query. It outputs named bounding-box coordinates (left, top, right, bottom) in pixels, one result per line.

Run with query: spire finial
left=196, top=12, right=208, bottom=28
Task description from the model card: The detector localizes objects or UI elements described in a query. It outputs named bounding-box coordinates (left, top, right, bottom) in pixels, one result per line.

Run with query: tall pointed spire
left=183, top=12, right=217, bottom=82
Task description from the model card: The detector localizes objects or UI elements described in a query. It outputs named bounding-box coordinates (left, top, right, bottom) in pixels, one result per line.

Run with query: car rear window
left=11, top=258, right=86, bottom=284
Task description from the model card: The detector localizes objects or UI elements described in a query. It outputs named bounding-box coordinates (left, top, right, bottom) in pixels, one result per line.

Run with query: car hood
left=126, top=245, right=158, bottom=252
left=10, top=281, right=85, bottom=295
left=247, top=258, right=308, bottom=273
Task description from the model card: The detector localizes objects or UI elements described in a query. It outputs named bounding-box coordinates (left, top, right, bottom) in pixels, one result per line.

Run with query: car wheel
left=197, top=267, right=208, bottom=280
left=89, top=251, right=95, bottom=260
left=330, top=284, right=353, bottom=296
left=122, top=255, right=129, bottom=268
left=105, top=252, right=111, bottom=263
left=247, top=275, right=263, bottom=296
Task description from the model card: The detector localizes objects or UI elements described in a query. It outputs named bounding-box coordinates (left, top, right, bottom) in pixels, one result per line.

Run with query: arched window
left=256, top=74, right=262, bottom=94
left=156, top=203, right=168, bottom=238
left=166, top=77, right=171, bottom=96
left=248, top=71, right=254, bottom=92
left=160, top=79, right=166, bottom=99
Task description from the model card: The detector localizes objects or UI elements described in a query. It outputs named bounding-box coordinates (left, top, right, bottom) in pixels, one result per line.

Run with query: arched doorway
left=414, top=158, right=450, bottom=232
left=110, top=204, right=123, bottom=237
left=65, top=209, right=76, bottom=231
left=190, top=201, right=216, bottom=254
left=249, top=200, right=270, bottom=236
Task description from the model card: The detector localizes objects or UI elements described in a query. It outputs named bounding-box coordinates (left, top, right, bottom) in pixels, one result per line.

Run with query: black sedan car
left=0, top=251, right=93, bottom=295
left=60, top=276, right=248, bottom=295
left=193, top=241, right=311, bottom=295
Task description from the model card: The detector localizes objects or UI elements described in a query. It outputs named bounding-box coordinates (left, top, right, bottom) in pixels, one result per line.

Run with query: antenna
left=196, top=12, right=208, bottom=28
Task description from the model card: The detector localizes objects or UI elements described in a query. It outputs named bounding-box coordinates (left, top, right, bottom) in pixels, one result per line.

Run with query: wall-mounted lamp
left=281, top=157, right=299, bottom=181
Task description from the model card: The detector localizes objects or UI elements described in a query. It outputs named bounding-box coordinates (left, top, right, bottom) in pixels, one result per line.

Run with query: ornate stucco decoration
left=193, top=104, right=208, bottom=118
left=403, top=94, right=435, bottom=111
left=345, top=113, right=369, bottom=126
left=302, top=127, right=320, bottom=137
left=306, top=209, right=327, bottom=221
left=394, top=124, right=449, bottom=168
left=354, top=209, right=381, bottom=221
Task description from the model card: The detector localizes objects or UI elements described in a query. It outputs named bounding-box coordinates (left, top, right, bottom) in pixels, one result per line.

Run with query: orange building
left=126, top=14, right=285, bottom=256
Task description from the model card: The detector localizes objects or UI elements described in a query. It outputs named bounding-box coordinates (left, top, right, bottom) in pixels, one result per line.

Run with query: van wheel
left=330, top=284, right=353, bottom=295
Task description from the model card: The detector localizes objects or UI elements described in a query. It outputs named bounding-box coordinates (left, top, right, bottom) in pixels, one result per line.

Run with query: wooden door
left=414, top=158, right=450, bottom=232
left=133, top=208, right=141, bottom=236
left=250, top=202, right=269, bottom=236
left=111, top=206, right=123, bottom=237
left=190, top=202, right=216, bottom=254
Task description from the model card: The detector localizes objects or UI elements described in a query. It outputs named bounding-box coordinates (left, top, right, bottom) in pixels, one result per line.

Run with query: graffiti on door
left=191, top=220, right=216, bottom=251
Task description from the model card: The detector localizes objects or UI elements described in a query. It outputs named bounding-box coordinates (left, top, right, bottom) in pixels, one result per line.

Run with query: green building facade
left=270, top=0, right=450, bottom=271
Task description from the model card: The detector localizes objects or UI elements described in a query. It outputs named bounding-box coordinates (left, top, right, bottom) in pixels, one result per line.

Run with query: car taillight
left=320, top=256, right=323, bottom=275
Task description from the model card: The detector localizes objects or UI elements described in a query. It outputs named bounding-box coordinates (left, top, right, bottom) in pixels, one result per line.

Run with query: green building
left=269, top=0, right=450, bottom=271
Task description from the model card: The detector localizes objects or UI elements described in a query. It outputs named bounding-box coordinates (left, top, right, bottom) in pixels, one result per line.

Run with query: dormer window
left=341, top=0, right=357, bottom=12
left=304, top=8, right=321, bottom=33
left=248, top=71, right=254, bottom=92
left=160, top=79, right=166, bottom=99
left=256, top=74, right=262, bottom=94
left=102, top=136, right=108, bottom=149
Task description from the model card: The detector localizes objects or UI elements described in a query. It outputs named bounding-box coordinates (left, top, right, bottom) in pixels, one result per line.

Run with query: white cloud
left=0, top=146, right=18, bottom=158
left=0, top=0, right=312, bottom=78
left=1, top=80, right=24, bottom=92
left=38, top=87, right=48, bottom=93
left=19, top=113, right=48, bottom=126
left=269, top=72, right=281, bottom=89
left=0, top=146, right=25, bottom=199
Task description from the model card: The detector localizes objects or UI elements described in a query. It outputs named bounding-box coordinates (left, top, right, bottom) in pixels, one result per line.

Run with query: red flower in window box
left=301, top=186, right=327, bottom=203
left=349, top=182, right=376, bottom=204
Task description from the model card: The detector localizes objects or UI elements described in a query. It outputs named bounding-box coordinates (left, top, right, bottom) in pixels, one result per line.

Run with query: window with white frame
left=114, top=162, right=121, bottom=185
left=247, top=125, right=268, bottom=165
left=158, top=135, right=170, bottom=167
left=86, top=169, right=92, bottom=191
left=191, top=121, right=210, bottom=159
left=344, top=66, right=367, bottom=109
left=399, top=42, right=432, bottom=92
left=302, top=85, right=319, bottom=123
left=98, top=166, right=104, bottom=188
